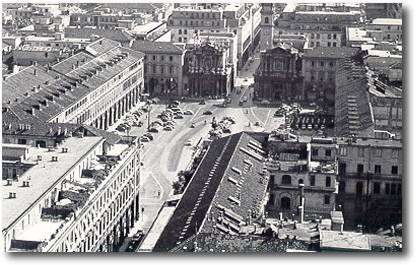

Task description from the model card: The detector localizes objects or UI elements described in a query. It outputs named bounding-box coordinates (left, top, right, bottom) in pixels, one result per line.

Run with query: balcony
left=270, top=183, right=336, bottom=193
left=265, top=160, right=308, bottom=173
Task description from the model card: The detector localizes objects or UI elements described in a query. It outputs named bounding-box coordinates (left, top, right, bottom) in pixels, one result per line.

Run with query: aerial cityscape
left=1, top=2, right=403, bottom=253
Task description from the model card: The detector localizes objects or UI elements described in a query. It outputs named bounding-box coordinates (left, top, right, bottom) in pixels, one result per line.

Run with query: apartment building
left=168, top=4, right=260, bottom=70
left=130, top=40, right=185, bottom=97
left=302, top=47, right=359, bottom=105
left=266, top=132, right=338, bottom=219
left=2, top=134, right=141, bottom=252
left=2, top=38, right=144, bottom=131
left=337, top=137, right=402, bottom=230
left=275, top=3, right=364, bottom=49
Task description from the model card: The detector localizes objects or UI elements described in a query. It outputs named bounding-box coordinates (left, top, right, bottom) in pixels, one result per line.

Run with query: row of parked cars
left=140, top=104, right=195, bottom=143
left=115, top=108, right=148, bottom=133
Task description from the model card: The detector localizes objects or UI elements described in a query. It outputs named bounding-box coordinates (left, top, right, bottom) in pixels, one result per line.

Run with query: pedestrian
left=204, top=120, right=207, bottom=125
left=157, top=190, right=161, bottom=197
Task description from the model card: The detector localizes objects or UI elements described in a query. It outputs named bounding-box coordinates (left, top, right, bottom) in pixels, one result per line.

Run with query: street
left=117, top=49, right=285, bottom=251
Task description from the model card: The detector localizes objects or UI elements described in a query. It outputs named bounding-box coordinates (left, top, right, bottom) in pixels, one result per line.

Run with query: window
left=178, top=29, right=182, bottom=34
left=169, top=56, right=173, bottom=62
left=327, top=42, right=331, bottom=47
left=169, top=66, right=173, bottom=74
left=184, top=29, right=187, bottom=34
left=385, top=183, right=390, bottom=194
left=312, top=148, right=318, bottom=156
left=178, top=37, right=182, bottom=42
left=392, top=150, right=399, bottom=158
left=161, top=55, right=164, bottom=61
left=373, top=182, right=380, bottom=194
left=358, top=148, right=365, bottom=157
left=324, top=195, right=330, bottom=205
left=152, top=55, right=156, bottom=61
left=356, top=182, right=363, bottom=195
left=391, top=166, right=398, bottom=175
left=391, top=183, right=397, bottom=195
left=333, top=42, right=337, bottom=47
left=17, top=139, right=27, bottom=144
left=340, top=147, right=347, bottom=156
left=357, top=164, right=364, bottom=173
left=310, top=175, right=316, bottom=186
left=152, top=65, right=156, bottom=74
left=282, top=175, right=292, bottom=185
left=281, top=197, right=291, bottom=209
left=316, top=41, right=320, bottom=47
left=310, top=33, right=315, bottom=39
left=161, top=66, right=164, bottom=74
left=398, top=184, right=402, bottom=195
left=375, top=165, right=381, bottom=174
left=328, top=33, right=332, bottom=39
left=325, top=149, right=331, bottom=157
left=326, top=176, right=331, bottom=187
left=320, top=61, right=324, bottom=67
left=311, top=61, right=315, bottom=67
left=329, top=62, right=334, bottom=68
left=317, top=33, right=320, bottom=39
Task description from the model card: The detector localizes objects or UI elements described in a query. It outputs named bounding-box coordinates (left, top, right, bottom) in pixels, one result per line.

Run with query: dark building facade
left=254, top=45, right=303, bottom=102
left=184, top=42, right=234, bottom=98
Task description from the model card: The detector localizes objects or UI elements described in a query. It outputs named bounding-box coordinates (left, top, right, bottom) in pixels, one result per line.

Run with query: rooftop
left=303, top=47, right=359, bottom=59
left=154, top=132, right=269, bottom=252
left=64, top=27, right=133, bottom=43
left=372, top=18, right=402, bottom=26
left=320, top=230, right=371, bottom=251
left=131, top=21, right=164, bottom=35
left=2, top=136, right=104, bottom=231
left=131, top=40, right=184, bottom=54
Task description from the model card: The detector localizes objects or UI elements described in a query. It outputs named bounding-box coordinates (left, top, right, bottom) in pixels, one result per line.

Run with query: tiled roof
left=2, top=121, right=82, bottom=138
left=303, top=47, right=359, bottom=59
left=2, top=65, right=56, bottom=105
left=64, top=28, right=133, bottom=44
left=335, top=58, right=374, bottom=137
left=51, top=51, right=95, bottom=74
left=130, top=40, right=184, bottom=54
left=85, top=38, right=121, bottom=57
left=3, top=38, right=143, bottom=124
left=1, top=121, right=121, bottom=145
left=154, top=132, right=269, bottom=252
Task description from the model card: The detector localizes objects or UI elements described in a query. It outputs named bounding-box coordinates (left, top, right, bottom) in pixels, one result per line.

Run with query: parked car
left=164, top=126, right=173, bottom=131
left=199, top=100, right=206, bottom=105
left=185, top=139, right=193, bottom=146
left=140, top=136, right=150, bottom=142
left=184, top=110, right=194, bottom=115
left=143, top=133, right=154, bottom=140
left=148, top=127, right=160, bottom=133
left=222, top=128, right=231, bottom=133
left=190, top=123, right=196, bottom=128
left=174, top=115, right=184, bottom=119
left=116, top=125, right=126, bottom=132
left=203, top=110, right=213, bottom=115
